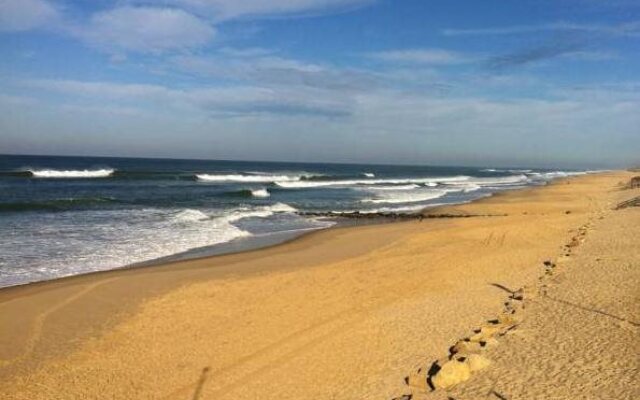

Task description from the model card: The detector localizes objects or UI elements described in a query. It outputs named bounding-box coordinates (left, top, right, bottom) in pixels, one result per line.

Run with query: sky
left=0, top=0, right=638, bottom=168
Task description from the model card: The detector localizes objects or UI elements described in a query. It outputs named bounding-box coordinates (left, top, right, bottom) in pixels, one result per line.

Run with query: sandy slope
left=0, top=171, right=636, bottom=399
left=437, top=183, right=640, bottom=400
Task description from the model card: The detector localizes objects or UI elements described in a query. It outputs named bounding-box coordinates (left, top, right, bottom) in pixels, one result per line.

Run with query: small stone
left=431, top=359, right=471, bottom=389
left=511, top=288, right=525, bottom=301
left=467, top=354, right=491, bottom=372
left=469, top=325, right=503, bottom=342
left=484, top=337, right=499, bottom=347
left=451, top=340, right=483, bottom=355
left=497, top=313, right=520, bottom=325
left=405, top=368, right=428, bottom=391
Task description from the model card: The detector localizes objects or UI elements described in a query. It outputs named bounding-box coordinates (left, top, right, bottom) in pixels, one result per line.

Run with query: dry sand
left=0, top=171, right=638, bottom=399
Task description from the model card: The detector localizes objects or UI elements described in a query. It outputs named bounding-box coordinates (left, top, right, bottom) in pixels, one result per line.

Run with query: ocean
left=0, top=154, right=589, bottom=288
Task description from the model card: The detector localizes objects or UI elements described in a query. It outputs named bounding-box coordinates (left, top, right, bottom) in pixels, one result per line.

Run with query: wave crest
left=275, top=175, right=470, bottom=188
left=196, top=173, right=301, bottom=183
left=362, top=189, right=449, bottom=204
left=251, top=188, right=270, bottom=198
left=29, top=169, right=115, bottom=178
left=173, top=209, right=210, bottom=222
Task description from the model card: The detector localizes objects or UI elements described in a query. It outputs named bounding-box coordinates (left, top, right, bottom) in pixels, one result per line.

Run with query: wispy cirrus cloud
left=486, top=38, right=587, bottom=70
left=23, top=78, right=354, bottom=117
left=156, top=0, right=376, bottom=21
left=0, top=0, right=60, bottom=32
left=173, top=53, right=378, bottom=91
left=442, top=20, right=640, bottom=37
left=366, top=48, right=476, bottom=65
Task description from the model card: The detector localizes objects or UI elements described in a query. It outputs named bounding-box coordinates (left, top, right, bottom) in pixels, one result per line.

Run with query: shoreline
left=1, top=171, right=633, bottom=399
left=0, top=180, right=550, bottom=293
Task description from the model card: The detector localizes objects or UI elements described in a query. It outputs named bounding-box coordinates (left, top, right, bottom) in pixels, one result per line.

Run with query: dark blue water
left=0, top=154, right=586, bottom=287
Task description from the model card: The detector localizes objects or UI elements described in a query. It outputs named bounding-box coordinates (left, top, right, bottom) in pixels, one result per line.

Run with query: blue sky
left=0, top=0, right=638, bottom=168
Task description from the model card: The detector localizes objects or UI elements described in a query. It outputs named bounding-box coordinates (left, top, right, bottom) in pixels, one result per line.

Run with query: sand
left=0, top=171, right=638, bottom=399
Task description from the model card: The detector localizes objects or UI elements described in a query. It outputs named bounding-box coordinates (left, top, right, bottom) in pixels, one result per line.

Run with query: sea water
left=0, top=154, right=590, bottom=287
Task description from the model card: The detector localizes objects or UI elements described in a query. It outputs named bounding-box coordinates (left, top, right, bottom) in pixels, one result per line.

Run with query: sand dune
left=0, top=171, right=637, bottom=399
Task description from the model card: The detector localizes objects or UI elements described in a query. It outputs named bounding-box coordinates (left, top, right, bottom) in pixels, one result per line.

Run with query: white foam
left=363, top=184, right=421, bottom=191
left=224, top=209, right=273, bottom=222
left=173, top=209, right=210, bottom=222
left=274, top=175, right=470, bottom=188
left=29, top=169, right=115, bottom=178
left=266, top=202, right=298, bottom=213
left=527, top=171, right=587, bottom=180
left=363, top=172, right=375, bottom=178
left=462, top=184, right=482, bottom=193
left=0, top=207, right=254, bottom=288
left=362, top=189, right=449, bottom=204
left=223, top=203, right=297, bottom=223
left=197, top=173, right=300, bottom=183
left=251, top=188, right=270, bottom=198
left=446, top=174, right=529, bottom=187
left=481, top=168, right=532, bottom=173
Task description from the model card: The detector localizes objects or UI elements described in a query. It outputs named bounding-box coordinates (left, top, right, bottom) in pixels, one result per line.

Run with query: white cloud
left=25, top=79, right=172, bottom=99
left=0, top=0, right=375, bottom=54
left=80, top=7, right=215, bottom=53
left=173, top=53, right=377, bottom=91
left=168, top=0, right=374, bottom=20
left=367, top=49, right=475, bottom=65
left=24, top=78, right=353, bottom=117
left=10, top=74, right=640, bottom=167
left=0, top=0, right=59, bottom=32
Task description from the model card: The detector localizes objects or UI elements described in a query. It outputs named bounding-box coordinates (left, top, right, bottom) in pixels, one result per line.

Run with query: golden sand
left=0, top=171, right=638, bottom=399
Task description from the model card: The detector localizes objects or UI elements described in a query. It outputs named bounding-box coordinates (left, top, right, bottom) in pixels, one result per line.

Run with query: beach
left=1, top=170, right=638, bottom=399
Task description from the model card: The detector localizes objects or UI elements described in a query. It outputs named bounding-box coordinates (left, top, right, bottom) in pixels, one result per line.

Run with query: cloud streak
left=173, top=53, right=378, bottom=91
left=442, top=20, right=640, bottom=38
left=366, top=49, right=476, bottom=65
left=161, top=0, right=376, bottom=21
left=23, top=78, right=355, bottom=117
left=0, top=0, right=59, bottom=32
left=486, top=38, right=586, bottom=69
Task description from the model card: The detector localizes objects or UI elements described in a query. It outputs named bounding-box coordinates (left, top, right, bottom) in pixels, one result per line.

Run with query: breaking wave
left=251, top=188, right=270, bottom=198
left=274, top=175, right=471, bottom=188
left=221, top=188, right=271, bottom=198
left=445, top=174, right=530, bottom=187
left=362, top=189, right=450, bottom=204
left=28, top=169, right=115, bottom=178
left=362, top=184, right=421, bottom=191
left=196, top=173, right=304, bottom=183
left=172, top=209, right=210, bottom=222
left=527, top=171, right=588, bottom=180
left=173, top=203, right=297, bottom=225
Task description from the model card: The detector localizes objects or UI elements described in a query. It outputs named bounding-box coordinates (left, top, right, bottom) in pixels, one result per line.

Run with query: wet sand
left=1, top=171, right=637, bottom=399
